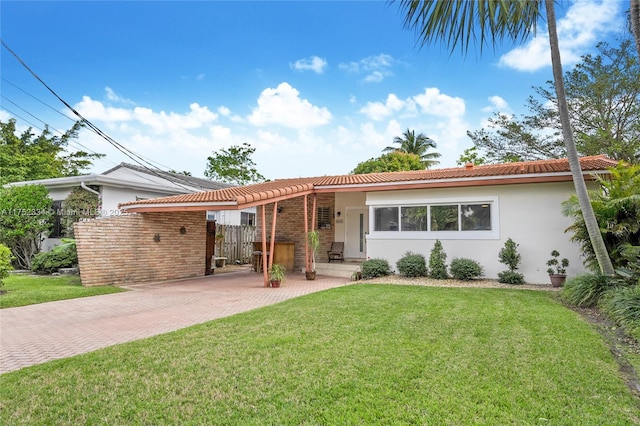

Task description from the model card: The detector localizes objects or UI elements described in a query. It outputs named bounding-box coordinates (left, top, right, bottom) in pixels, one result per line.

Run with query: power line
left=1, top=39, right=197, bottom=192
left=1, top=77, right=76, bottom=123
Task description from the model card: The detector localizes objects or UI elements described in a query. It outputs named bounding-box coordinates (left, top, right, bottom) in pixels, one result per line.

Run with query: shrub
left=396, top=251, right=426, bottom=277
left=600, top=285, right=640, bottom=336
left=31, top=239, right=78, bottom=274
left=0, top=243, right=13, bottom=286
left=561, top=273, right=612, bottom=308
left=498, top=270, right=525, bottom=285
left=449, top=258, right=483, bottom=281
left=361, top=258, right=391, bottom=279
left=498, top=238, right=524, bottom=284
left=428, top=240, right=449, bottom=279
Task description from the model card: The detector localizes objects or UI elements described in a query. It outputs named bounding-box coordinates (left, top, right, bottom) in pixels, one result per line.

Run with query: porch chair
left=327, top=242, right=344, bottom=263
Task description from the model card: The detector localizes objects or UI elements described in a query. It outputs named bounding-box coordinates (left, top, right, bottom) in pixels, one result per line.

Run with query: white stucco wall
left=363, top=181, right=592, bottom=284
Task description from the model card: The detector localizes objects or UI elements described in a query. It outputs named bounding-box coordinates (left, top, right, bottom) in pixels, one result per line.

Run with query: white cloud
left=339, top=54, right=395, bottom=83
left=359, top=94, right=406, bottom=121
left=247, top=82, right=332, bottom=128
left=482, top=95, right=510, bottom=113
left=76, top=96, right=133, bottom=122
left=104, top=87, right=135, bottom=105
left=499, top=0, right=622, bottom=71
left=290, top=56, right=328, bottom=74
left=413, top=88, right=466, bottom=118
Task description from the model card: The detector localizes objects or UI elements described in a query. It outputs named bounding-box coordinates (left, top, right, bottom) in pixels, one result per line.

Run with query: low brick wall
left=75, top=211, right=206, bottom=286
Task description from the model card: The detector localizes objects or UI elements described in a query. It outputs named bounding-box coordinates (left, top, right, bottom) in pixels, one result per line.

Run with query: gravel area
left=355, top=275, right=560, bottom=291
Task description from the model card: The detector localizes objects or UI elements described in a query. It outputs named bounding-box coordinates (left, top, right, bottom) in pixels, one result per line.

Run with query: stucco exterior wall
left=75, top=211, right=206, bottom=286
left=365, top=181, right=592, bottom=284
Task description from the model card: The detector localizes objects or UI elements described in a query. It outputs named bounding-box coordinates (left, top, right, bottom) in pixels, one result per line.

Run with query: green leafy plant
left=31, top=239, right=78, bottom=274
left=497, top=238, right=524, bottom=284
left=561, top=273, right=612, bottom=308
left=360, top=258, right=391, bottom=279
left=268, top=264, right=286, bottom=283
left=306, top=230, right=320, bottom=272
left=449, top=258, right=483, bottom=281
left=546, top=250, right=569, bottom=275
left=0, top=243, right=14, bottom=287
left=600, top=285, right=640, bottom=337
left=428, top=240, right=449, bottom=279
left=396, top=251, right=427, bottom=277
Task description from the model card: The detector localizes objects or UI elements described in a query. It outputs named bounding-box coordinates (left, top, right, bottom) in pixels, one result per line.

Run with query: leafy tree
left=62, top=187, right=100, bottom=238
left=562, top=163, right=640, bottom=273
left=0, top=244, right=13, bottom=286
left=395, top=0, right=615, bottom=276
left=351, top=151, right=423, bottom=174
left=383, top=129, right=441, bottom=168
left=0, top=185, right=53, bottom=269
left=0, top=119, right=104, bottom=185
left=204, top=142, right=265, bottom=185
left=456, top=146, right=488, bottom=166
left=468, top=40, right=640, bottom=164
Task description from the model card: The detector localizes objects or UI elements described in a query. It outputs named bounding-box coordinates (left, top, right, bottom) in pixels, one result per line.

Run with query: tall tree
left=351, top=151, right=423, bottom=174
left=204, top=142, right=265, bottom=185
left=383, top=129, right=441, bottom=168
left=0, top=119, right=104, bottom=185
left=468, top=40, right=640, bottom=164
left=395, top=0, right=615, bottom=275
left=631, top=0, right=640, bottom=57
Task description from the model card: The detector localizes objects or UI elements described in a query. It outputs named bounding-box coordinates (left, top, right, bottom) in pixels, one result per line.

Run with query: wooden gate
left=213, top=224, right=256, bottom=265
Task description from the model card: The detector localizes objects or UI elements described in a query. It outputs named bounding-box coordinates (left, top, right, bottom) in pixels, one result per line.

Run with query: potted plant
left=305, top=230, right=320, bottom=280
left=546, top=250, right=569, bottom=287
left=268, top=263, right=286, bottom=288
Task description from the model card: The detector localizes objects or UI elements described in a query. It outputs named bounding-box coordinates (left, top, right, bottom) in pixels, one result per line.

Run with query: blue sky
left=0, top=0, right=628, bottom=181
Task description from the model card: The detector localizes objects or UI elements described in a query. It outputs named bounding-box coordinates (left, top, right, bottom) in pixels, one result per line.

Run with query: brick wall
left=256, top=193, right=335, bottom=271
left=75, top=211, right=206, bottom=286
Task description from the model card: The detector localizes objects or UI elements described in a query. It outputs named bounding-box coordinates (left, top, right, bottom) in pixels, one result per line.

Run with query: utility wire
left=1, top=39, right=197, bottom=192
left=2, top=77, right=76, bottom=123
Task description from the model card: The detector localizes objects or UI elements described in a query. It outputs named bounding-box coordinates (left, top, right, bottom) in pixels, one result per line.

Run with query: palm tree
left=395, top=0, right=615, bottom=275
left=631, top=0, right=640, bottom=58
left=383, top=128, right=441, bottom=168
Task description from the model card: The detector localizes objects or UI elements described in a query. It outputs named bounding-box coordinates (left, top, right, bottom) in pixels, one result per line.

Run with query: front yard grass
left=1, top=284, right=638, bottom=424
left=0, top=274, right=125, bottom=308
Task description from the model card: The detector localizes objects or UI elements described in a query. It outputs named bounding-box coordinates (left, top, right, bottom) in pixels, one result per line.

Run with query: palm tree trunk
left=545, top=0, right=615, bottom=276
left=632, top=0, right=640, bottom=58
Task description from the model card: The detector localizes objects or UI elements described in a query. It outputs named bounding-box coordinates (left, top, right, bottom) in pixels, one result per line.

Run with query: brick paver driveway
left=0, top=270, right=350, bottom=374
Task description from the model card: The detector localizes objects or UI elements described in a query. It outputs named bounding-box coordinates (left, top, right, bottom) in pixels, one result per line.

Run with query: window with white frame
left=373, top=202, right=493, bottom=233
left=241, top=212, right=255, bottom=226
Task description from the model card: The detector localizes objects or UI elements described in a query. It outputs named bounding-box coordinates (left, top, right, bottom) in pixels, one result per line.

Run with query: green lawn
left=1, top=285, right=638, bottom=424
left=0, top=274, right=125, bottom=308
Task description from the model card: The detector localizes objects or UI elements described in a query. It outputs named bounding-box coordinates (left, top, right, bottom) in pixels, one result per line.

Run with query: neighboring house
left=74, top=155, right=619, bottom=286
left=4, top=162, right=256, bottom=251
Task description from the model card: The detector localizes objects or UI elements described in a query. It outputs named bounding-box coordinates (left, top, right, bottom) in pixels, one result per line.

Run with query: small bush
left=31, top=239, right=78, bottom=274
left=361, top=258, right=391, bottom=279
left=497, top=270, right=525, bottom=285
left=449, top=258, right=483, bottom=281
left=497, top=238, right=525, bottom=284
left=428, top=240, right=449, bottom=279
left=0, top=243, right=14, bottom=286
left=600, top=285, right=640, bottom=336
left=396, top=251, right=427, bottom=277
left=561, top=273, right=612, bottom=307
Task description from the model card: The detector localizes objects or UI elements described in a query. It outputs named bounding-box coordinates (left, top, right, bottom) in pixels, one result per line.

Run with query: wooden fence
left=215, top=224, right=257, bottom=265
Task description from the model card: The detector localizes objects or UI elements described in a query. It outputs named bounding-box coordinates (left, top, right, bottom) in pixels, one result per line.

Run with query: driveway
left=0, top=270, right=350, bottom=374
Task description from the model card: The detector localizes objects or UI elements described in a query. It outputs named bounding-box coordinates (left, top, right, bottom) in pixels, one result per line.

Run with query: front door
left=345, top=207, right=368, bottom=259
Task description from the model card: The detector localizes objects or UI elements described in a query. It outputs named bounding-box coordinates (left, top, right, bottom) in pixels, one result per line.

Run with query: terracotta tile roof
left=119, top=155, right=619, bottom=211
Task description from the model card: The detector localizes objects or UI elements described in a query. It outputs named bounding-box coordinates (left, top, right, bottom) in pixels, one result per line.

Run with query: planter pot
left=305, top=271, right=317, bottom=280
left=549, top=274, right=567, bottom=288
left=270, top=280, right=281, bottom=288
